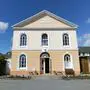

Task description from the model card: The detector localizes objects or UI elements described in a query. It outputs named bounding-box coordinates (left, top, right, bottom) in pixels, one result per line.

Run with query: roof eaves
left=12, top=10, right=46, bottom=27
left=44, top=10, right=78, bottom=28
left=12, top=10, right=78, bottom=28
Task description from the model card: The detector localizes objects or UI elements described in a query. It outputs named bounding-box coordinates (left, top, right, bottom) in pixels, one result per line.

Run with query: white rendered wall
left=12, top=30, right=78, bottom=51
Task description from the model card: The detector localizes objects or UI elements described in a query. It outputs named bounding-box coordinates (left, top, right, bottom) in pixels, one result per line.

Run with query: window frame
left=41, top=33, right=48, bottom=46
left=18, top=54, right=27, bottom=70
left=20, top=33, right=27, bottom=47
left=64, top=54, right=72, bottom=69
left=63, top=33, right=69, bottom=46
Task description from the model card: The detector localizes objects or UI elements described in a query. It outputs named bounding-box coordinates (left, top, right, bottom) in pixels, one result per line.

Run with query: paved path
left=0, top=79, right=90, bottom=90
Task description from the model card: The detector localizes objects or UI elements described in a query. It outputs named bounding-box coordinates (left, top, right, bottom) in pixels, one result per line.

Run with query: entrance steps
left=35, top=75, right=62, bottom=80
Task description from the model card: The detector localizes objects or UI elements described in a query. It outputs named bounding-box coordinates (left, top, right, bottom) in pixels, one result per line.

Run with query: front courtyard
left=0, top=79, right=90, bottom=90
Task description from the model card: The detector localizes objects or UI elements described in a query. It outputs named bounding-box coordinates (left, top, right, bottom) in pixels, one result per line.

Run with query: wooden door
left=40, top=58, right=44, bottom=74
left=45, top=58, right=49, bottom=73
left=80, top=58, right=89, bottom=74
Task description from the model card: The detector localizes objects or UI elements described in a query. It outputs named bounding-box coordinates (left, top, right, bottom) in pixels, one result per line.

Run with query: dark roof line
left=79, top=47, right=90, bottom=53
left=12, top=10, right=78, bottom=28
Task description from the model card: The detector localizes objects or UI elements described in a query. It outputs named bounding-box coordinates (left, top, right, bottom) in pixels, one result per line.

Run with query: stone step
left=35, top=75, right=61, bottom=80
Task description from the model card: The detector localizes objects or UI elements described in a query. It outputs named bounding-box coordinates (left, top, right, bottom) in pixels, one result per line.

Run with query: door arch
left=40, top=52, right=51, bottom=74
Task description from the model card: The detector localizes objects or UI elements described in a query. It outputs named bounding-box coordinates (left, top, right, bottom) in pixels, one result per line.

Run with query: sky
left=0, top=0, right=90, bottom=53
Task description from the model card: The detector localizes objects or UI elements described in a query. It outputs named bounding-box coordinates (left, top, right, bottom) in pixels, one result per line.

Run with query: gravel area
left=0, top=79, right=90, bottom=90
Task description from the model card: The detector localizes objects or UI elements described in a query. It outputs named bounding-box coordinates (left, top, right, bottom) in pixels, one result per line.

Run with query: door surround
left=40, top=52, right=51, bottom=74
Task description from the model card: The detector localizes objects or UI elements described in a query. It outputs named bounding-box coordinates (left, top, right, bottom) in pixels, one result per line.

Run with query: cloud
left=83, top=39, right=90, bottom=46
left=78, top=33, right=90, bottom=46
left=86, top=18, right=90, bottom=23
left=0, top=21, right=9, bottom=32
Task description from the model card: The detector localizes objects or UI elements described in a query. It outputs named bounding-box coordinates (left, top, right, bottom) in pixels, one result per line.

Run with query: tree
left=0, top=54, right=6, bottom=75
left=0, top=51, right=11, bottom=75
left=0, top=55, right=5, bottom=61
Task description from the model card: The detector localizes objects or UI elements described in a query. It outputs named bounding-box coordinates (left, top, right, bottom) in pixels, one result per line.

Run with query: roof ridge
left=12, top=10, right=78, bottom=28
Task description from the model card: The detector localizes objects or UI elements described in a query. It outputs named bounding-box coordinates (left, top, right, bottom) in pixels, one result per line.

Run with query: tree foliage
left=0, top=51, right=11, bottom=75
left=0, top=55, right=5, bottom=61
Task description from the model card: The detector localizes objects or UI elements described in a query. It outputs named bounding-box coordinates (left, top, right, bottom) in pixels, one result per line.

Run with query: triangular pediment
left=12, top=10, right=78, bottom=29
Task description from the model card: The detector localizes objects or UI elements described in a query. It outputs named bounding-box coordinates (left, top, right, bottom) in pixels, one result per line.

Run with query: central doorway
left=40, top=52, right=51, bottom=74
left=45, top=58, right=49, bottom=73
left=41, top=58, right=49, bottom=74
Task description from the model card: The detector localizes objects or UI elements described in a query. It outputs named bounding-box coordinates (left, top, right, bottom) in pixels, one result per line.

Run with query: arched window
left=63, top=33, right=69, bottom=46
left=19, top=54, right=26, bottom=68
left=20, top=34, right=27, bottom=46
left=64, top=54, right=72, bottom=69
left=41, top=34, right=48, bottom=46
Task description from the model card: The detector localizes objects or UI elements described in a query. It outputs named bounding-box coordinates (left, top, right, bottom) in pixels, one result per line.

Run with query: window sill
left=19, top=67, right=27, bottom=70
left=41, top=45, right=48, bottom=47
left=63, top=45, right=71, bottom=49
left=65, top=67, right=73, bottom=69
left=63, top=45, right=70, bottom=47
left=20, top=46, right=27, bottom=48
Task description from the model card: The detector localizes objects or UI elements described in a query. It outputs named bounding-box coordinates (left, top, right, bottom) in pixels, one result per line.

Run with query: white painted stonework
left=12, top=10, right=78, bottom=51
left=23, top=15, right=71, bottom=29
left=12, top=30, right=78, bottom=50
left=11, top=10, right=80, bottom=75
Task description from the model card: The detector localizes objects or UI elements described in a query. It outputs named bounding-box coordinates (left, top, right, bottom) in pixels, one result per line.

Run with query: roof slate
left=79, top=47, right=90, bottom=53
